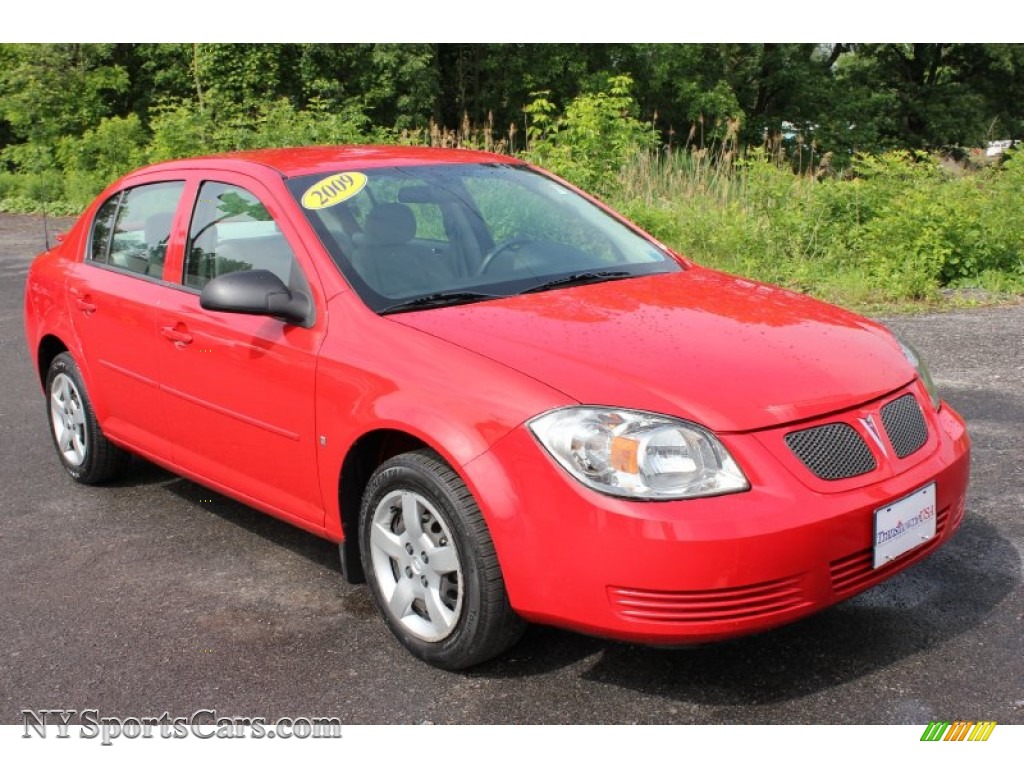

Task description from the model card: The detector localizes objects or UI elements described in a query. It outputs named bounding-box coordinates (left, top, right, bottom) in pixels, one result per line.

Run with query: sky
left=5, top=3, right=1023, bottom=43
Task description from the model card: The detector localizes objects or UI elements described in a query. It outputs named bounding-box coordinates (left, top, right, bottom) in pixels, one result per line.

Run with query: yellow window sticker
left=301, top=172, right=368, bottom=210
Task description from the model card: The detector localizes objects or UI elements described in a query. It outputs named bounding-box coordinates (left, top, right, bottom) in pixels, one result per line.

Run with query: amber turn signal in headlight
left=528, top=407, right=749, bottom=499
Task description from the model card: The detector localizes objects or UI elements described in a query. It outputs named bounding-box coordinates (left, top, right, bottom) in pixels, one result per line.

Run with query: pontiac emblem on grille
left=860, top=414, right=887, bottom=454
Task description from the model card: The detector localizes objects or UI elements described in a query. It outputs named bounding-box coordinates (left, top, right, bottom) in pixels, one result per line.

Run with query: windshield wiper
left=379, top=290, right=505, bottom=315
left=519, top=270, right=635, bottom=295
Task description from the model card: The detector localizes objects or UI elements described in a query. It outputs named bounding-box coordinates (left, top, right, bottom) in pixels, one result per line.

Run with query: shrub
left=56, top=114, right=150, bottom=206
left=610, top=148, right=1024, bottom=305
left=1, top=85, right=1021, bottom=308
left=523, top=75, right=657, bottom=199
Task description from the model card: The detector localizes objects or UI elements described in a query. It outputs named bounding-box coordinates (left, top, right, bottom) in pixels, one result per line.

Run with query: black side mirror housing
left=200, top=270, right=312, bottom=327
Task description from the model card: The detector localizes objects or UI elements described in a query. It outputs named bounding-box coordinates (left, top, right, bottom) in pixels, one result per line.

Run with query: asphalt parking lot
left=1, top=212, right=1021, bottom=724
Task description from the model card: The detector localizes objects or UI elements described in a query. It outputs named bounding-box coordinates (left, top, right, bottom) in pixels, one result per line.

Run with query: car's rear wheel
left=359, top=449, right=525, bottom=669
left=45, top=352, right=130, bottom=484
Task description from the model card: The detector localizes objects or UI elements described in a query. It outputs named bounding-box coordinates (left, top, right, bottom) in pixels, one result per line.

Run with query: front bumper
left=463, top=382, right=970, bottom=643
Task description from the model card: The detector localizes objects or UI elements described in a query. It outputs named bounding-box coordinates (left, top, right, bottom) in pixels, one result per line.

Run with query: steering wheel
left=477, top=238, right=534, bottom=275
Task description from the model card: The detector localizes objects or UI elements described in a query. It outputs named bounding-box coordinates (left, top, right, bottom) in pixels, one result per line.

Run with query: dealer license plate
left=873, top=483, right=937, bottom=569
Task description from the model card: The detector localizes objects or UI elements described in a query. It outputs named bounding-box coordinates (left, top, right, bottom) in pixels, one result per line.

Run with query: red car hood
left=390, top=268, right=916, bottom=432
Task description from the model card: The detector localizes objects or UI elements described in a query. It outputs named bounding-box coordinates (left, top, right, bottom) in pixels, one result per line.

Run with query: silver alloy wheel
left=368, top=489, right=463, bottom=642
left=49, top=372, right=87, bottom=467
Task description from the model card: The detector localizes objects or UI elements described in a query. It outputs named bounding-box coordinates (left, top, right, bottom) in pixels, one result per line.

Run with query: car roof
left=138, top=145, right=525, bottom=179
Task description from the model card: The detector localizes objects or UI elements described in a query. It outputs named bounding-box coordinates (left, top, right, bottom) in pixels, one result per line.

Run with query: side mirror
left=200, top=270, right=312, bottom=326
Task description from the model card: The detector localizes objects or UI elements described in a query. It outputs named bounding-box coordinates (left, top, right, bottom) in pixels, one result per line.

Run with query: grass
left=605, top=146, right=1024, bottom=313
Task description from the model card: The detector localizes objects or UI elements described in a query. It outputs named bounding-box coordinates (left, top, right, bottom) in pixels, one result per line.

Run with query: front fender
left=314, top=291, right=573, bottom=539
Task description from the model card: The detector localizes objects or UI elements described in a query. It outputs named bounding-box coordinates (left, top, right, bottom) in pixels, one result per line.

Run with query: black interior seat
left=351, top=203, right=451, bottom=297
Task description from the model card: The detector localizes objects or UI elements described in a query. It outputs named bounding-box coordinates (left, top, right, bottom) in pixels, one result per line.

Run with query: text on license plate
left=873, top=483, right=937, bottom=569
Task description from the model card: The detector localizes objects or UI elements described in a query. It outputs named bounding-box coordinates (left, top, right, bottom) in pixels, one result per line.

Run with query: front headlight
left=896, top=336, right=941, bottom=411
left=528, top=407, right=749, bottom=500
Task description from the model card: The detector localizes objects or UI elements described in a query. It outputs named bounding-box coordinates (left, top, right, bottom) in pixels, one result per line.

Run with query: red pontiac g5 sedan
left=24, top=146, right=970, bottom=668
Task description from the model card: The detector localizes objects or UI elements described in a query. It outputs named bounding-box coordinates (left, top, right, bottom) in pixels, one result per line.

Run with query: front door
left=156, top=175, right=326, bottom=525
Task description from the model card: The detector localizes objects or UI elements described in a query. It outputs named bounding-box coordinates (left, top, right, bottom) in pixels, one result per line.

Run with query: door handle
left=75, top=297, right=97, bottom=314
left=160, top=326, right=194, bottom=346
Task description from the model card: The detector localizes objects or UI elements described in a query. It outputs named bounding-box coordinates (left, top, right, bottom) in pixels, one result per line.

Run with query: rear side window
left=88, top=182, right=185, bottom=278
left=184, top=182, right=302, bottom=290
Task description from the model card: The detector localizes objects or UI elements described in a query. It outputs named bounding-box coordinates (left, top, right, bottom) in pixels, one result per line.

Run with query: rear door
left=155, top=173, right=327, bottom=526
left=67, top=177, right=186, bottom=457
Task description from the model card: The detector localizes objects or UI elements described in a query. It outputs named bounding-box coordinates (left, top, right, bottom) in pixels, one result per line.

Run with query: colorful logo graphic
left=920, top=721, right=997, bottom=741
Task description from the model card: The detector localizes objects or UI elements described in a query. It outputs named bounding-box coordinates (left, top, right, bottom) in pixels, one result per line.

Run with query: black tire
left=44, top=352, right=131, bottom=484
left=359, top=449, right=525, bottom=669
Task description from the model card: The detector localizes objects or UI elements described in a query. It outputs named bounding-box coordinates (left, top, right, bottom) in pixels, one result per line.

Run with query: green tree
left=962, top=43, right=1024, bottom=144
left=0, top=44, right=128, bottom=162
left=833, top=44, right=988, bottom=150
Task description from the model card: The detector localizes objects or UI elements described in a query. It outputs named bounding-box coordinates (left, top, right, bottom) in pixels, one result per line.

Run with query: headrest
left=364, top=203, right=416, bottom=245
left=144, top=211, right=175, bottom=246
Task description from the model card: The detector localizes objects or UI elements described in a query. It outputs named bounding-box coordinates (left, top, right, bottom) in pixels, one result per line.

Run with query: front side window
left=185, top=182, right=303, bottom=291
left=287, top=163, right=680, bottom=313
left=88, top=181, right=184, bottom=277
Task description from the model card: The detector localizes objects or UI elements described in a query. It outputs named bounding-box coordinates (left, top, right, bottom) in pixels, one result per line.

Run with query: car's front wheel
left=359, top=449, right=525, bottom=669
left=45, top=352, right=130, bottom=484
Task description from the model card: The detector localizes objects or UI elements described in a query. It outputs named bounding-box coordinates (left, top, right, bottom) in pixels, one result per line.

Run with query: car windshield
left=286, top=163, right=682, bottom=313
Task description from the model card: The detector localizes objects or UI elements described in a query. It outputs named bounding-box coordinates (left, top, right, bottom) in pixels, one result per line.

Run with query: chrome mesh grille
left=881, top=394, right=928, bottom=459
left=785, top=423, right=877, bottom=481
